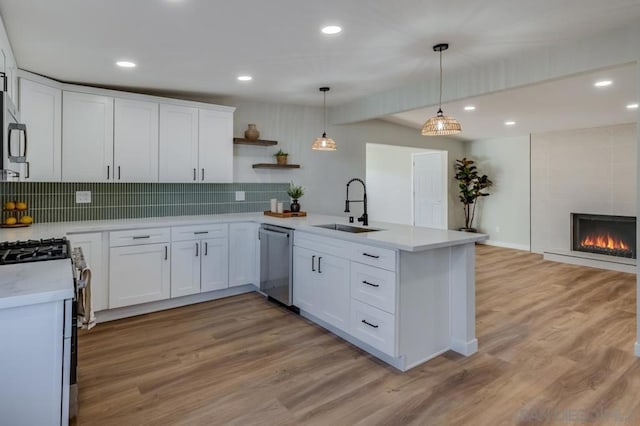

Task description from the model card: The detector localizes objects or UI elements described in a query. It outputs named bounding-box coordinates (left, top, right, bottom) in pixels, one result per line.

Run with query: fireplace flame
left=580, top=233, right=630, bottom=251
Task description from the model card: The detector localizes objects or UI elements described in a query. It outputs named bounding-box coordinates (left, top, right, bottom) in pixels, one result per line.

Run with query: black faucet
left=344, top=178, right=368, bottom=226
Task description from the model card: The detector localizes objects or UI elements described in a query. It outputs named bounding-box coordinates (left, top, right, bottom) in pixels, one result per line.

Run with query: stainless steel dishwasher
left=259, top=224, right=293, bottom=306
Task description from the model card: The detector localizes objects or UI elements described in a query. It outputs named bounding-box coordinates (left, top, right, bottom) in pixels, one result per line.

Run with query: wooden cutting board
left=264, top=211, right=307, bottom=218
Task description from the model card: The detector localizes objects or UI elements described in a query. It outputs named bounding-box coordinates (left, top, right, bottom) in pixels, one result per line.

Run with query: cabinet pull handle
left=361, top=319, right=379, bottom=329
left=107, top=165, right=110, bottom=180
left=362, top=253, right=380, bottom=259
left=193, top=231, right=209, bottom=235
left=362, top=280, right=380, bottom=288
left=318, top=256, right=322, bottom=274
left=164, top=246, right=168, bottom=260
left=205, top=242, right=208, bottom=256
left=193, top=168, right=196, bottom=181
left=132, top=235, right=150, bottom=240
left=25, top=162, right=30, bottom=179
left=118, top=166, right=121, bottom=180
left=195, top=242, right=199, bottom=257
left=201, top=168, right=205, bottom=181
left=311, top=255, right=316, bottom=272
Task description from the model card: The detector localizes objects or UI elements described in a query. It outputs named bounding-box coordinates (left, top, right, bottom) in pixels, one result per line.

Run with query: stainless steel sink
left=313, top=224, right=381, bottom=233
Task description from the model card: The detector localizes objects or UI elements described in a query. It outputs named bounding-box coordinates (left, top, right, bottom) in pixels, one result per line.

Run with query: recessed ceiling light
left=237, top=75, right=253, bottom=81
left=594, top=80, right=612, bottom=87
left=321, top=25, right=342, bottom=35
left=504, top=121, right=516, bottom=126
left=464, top=106, right=476, bottom=111
left=627, top=103, right=639, bottom=109
left=116, top=61, right=136, bottom=68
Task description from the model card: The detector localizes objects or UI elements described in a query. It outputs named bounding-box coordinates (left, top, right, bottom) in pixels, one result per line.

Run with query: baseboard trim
left=477, top=240, right=530, bottom=252
left=451, top=338, right=478, bottom=356
left=96, top=284, right=258, bottom=323
left=544, top=252, right=636, bottom=274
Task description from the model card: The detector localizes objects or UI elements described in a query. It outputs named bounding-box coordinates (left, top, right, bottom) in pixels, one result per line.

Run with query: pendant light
left=312, top=87, right=337, bottom=151
left=421, top=43, right=462, bottom=136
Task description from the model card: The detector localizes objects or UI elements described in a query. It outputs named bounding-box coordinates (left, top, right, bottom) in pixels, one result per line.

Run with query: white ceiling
left=385, top=63, right=639, bottom=141
left=1, top=0, right=640, bottom=105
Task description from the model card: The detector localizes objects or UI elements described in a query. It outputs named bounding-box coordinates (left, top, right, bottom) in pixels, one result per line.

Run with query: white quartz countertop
left=0, top=213, right=487, bottom=252
left=0, top=259, right=75, bottom=309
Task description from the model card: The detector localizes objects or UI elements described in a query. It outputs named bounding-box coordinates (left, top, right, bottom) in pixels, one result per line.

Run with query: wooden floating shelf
left=252, top=163, right=301, bottom=169
left=233, top=138, right=278, bottom=146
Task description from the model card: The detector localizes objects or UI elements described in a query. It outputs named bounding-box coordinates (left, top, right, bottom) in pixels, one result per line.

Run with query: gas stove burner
left=0, top=237, right=71, bottom=265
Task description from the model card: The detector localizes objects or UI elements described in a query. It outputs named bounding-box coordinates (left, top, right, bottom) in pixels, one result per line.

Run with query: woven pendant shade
left=422, top=43, right=462, bottom=137
left=421, top=109, right=462, bottom=136
left=311, top=133, right=337, bottom=151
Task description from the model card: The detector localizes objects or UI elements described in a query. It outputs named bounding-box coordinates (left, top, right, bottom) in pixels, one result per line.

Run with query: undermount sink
left=314, top=224, right=381, bottom=233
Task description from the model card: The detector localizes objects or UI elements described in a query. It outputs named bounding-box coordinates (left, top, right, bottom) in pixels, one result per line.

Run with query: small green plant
left=287, top=181, right=305, bottom=199
left=274, top=149, right=288, bottom=157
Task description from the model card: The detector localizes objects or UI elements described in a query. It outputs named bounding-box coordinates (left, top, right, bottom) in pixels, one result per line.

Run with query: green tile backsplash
left=0, top=182, right=290, bottom=223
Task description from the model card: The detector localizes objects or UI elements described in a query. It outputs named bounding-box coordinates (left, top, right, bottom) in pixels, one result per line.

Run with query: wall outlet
left=75, top=191, right=92, bottom=204
left=235, top=191, right=245, bottom=201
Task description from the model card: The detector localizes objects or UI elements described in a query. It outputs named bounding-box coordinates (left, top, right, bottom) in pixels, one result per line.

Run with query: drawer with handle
left=350, top=299, right=396, bottom=356
left=349, top=243, right=396, bottom=271
left=350, top=262, right=396, bottom=314
left=171, top=223, right=228, bottom=242
left=110, top=228, right=170, bottom=247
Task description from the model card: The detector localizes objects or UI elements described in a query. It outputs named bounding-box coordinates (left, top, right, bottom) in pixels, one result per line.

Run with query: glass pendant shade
left=312, top=87, right=337, bottom=151
left=421, top=108, right=462, bottom=136
left=312, top=132, right=337, bottom=151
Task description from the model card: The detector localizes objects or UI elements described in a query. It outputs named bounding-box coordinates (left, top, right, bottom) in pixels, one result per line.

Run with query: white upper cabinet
left=114, top=98, right=159, bottom=182
left=18, top=78, right=62, bottom=181
left=198, top=109, right=233, bottom=183
left=62, top=91, right=114, bottom=182
left=159, top=104, right=199, bottom=182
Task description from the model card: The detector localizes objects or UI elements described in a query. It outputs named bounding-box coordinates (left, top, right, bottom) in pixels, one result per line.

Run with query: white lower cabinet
left=293, top=246, right=350, bottom=332
left=171, top=240, right=201, bottom=297
left=109, top=243, right=170, bottom=308
left=201, top=238, right=229, bottom=292
left=228, top=222, right=258, bottom=287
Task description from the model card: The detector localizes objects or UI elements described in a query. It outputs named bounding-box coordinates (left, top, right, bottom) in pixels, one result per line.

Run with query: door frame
left=411, top=150, right=448, bottom=229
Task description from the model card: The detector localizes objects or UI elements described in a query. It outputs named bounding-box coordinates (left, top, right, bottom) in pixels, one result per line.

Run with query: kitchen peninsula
left=0, top=213, right=486, bottom=371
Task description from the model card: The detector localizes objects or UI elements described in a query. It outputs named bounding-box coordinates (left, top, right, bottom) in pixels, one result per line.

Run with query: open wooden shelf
left=252, top=163, right=300, bottom=169
left=233, top=138, right=278, bottom=146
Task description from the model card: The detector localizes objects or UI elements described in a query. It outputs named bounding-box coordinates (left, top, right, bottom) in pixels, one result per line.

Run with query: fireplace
left=571, top=213, right=636, bottom=259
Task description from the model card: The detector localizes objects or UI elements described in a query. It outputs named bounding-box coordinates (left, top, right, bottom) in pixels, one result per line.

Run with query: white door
left=62, top=91, right=113, bottom=182
left=413, top=151, right=448, bottom=229
left=171, top=240, right=201, bottom=298
left=114, top=98, right=159, bottom=182
left=292, top=246, right=317, bottom=313
left=18, top=78, right=62, bottom=181
left=67, top=232, right=107, bottom=311
left=159, top=104, right=199, bottom=182
left=201, top=238, right=229, bottom=292
left=228, top=222, right=258, bottom=287
left=109, top=243, right=170, bottom=308
left=315, top=253, right=350, bottom=332
left=198, top=109, right=233, bottom=183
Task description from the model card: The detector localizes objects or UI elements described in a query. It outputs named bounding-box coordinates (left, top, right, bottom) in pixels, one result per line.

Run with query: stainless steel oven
left=259, top=224, right=293, bottom=306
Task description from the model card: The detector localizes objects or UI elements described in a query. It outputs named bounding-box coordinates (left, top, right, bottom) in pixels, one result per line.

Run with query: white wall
left=365, top=144, right=443, bottom=226
left=227, top=98, right=467, bottom=228
left=465, top=135, right=531, bottom=250
left=531, top=123, right=637, bottom=254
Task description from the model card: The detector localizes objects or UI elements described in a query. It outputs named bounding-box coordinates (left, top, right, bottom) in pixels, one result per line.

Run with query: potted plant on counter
left=287, top=182, right=305, bottom=212
left=274, top=149, right=288, bottom=165
left=454, top=158, right=492, bottom=232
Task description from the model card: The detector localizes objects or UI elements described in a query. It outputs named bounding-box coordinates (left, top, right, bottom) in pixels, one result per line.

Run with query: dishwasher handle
left=259, top=228, right=290, bottom=239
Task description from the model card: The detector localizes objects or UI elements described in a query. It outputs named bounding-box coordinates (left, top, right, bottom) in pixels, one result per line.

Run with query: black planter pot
left=290, top=200, right=300, bottom=212
left=458, top=227, right=477, bottom=233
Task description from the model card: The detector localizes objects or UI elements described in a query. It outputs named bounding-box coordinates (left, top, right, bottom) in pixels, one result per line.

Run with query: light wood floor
left=75, top=245, right=639, bottom=425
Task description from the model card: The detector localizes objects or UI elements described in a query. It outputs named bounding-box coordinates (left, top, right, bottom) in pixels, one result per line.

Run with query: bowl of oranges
left=2, top=200, right=34, bottom=227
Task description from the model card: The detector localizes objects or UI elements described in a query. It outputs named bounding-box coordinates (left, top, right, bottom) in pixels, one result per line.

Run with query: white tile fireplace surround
left=531, top=123, right=637, bottom=273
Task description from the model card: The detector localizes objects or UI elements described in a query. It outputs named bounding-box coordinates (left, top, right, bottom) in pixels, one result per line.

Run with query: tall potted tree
left=454, top=158, right=493, bottom=232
